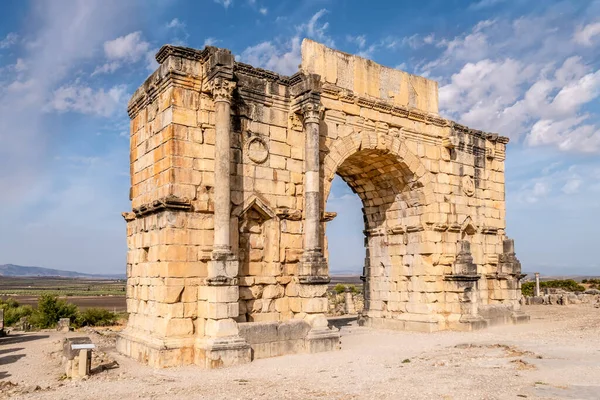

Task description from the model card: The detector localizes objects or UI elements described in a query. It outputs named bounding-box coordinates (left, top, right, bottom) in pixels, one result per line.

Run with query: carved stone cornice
left=209, top=78, right=236, bottom=103
left=155, top=44, right=211, bottom=65
left=319, top=82, right=510, bottom=146
left=128, top=70, right=201, bottom=118
left=130, top=195, right=192, bottom=218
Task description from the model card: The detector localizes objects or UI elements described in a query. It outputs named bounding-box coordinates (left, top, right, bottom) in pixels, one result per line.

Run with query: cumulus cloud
left=48, top=84, right=128, bottom=117
left=240, top=37, right=301, bottom=76
left=93, top=31, right=151, bottom=75
left=574, top=22, right=600, bottom=46
left=431, top=13, right=600, bottom=154
left=239, top=9, right=333, bottom=75
left=104, top=31, right=150, bottom=62
left=259, top=7, right=267, bottom=15
left=166, top=18, right=185, bottom=29
left=203, top=37, right=218, bottom=47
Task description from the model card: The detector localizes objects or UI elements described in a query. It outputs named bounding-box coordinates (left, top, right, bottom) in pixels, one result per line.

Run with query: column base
left=195, top=336, right=251, bottom=369
left=117, top=328, right=196, bottom=368
left=207, top=256, right=239, bottom=285
left=298, top=249, right=329, bottom=281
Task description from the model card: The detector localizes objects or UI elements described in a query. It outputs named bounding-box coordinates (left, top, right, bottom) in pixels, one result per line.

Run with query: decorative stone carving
left=209, top=77, right=236, bottom=103
left=245, top=136, right=269, bottom=164
left=301, top=102, right=321, bottom=124
left=462, top=175, right=475, bottom=197
left=452, top=240, right=478, bottom=277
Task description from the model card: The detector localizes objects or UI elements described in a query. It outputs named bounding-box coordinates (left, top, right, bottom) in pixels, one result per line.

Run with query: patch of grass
left=75, top=308, right=118, bottom=327
left=1, top=295, right=118, bottom=329
left=402, top=359, right=411, bottom=363
left=0, top=298, right=34, bottom=326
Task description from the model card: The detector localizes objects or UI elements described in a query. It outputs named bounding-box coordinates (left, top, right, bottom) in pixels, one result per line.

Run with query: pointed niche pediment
left=461, top=216, right=477, bottom=236
left=233, top=195, right=277, bottom=222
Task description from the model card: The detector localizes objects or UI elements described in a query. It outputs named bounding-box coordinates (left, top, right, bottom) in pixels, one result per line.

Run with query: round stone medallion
left=462, top=175, right=475, bottom=197
left=246, top=136, right=269, bottom=164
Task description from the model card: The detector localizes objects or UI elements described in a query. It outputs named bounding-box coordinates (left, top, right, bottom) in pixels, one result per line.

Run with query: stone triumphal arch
left=117, top=40, right=528, bottom=368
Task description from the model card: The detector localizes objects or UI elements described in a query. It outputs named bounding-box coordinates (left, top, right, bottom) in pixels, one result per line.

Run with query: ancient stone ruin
left=118, top=39, right=528, bottom=368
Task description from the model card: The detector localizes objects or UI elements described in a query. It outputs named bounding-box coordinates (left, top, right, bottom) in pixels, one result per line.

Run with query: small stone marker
left=57, top=318, right=71, bottom=333
left=63, top=337, right=95, bottom=379
left=344, top=287, right=356, bottom=315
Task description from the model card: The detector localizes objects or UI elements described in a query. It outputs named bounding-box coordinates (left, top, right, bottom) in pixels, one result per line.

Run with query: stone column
left=298, top=102, right=328, bottom=282
left=534, top=272, right=540, bottom=297
left=211, top=77, right=236, bottom=261
left=196, top=77, right=250, bottom=369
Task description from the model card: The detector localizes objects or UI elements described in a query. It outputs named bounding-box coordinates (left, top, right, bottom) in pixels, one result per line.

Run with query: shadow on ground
left=0, top=334, right=50, bottom=346
left=328, top=316, right=358, bottom=330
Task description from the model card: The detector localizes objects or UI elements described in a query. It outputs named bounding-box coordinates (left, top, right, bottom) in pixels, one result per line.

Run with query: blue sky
left=0, top=0, right=599, bottom=276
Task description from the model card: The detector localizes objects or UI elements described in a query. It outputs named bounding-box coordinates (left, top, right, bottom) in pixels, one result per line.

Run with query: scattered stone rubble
left=523, top=289, right=600, bottom=307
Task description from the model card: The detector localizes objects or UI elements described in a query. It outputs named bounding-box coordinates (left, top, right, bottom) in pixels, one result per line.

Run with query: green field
left=0, top=276, right=126, bottom=296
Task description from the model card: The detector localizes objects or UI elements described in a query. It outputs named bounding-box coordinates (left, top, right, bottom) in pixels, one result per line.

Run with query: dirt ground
left=1, top=305, right=599, bottom=400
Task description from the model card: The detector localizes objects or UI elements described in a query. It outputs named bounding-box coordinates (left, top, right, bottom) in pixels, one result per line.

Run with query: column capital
left=301, top=102, right=322, bottom=125
left=209, top=78, right=236, bottom=103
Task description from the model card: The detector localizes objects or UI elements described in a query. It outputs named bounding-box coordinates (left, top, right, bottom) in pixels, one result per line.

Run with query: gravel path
left=1, top=305, right=599, bottom=399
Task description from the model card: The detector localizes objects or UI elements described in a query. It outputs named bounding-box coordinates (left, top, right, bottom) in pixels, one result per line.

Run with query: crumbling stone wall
left=118, top=39, right=526, bottom=369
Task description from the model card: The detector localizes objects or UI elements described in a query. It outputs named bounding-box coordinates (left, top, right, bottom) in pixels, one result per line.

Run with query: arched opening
left=323, top=144, right=430, bottom=322
left=325, top=175, right=365, bottom=276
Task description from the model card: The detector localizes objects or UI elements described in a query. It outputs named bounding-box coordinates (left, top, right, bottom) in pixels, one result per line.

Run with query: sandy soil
left=1, top=305, right=599, bottom=400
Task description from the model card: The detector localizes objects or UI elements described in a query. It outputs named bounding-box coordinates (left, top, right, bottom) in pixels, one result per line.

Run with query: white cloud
left=48, top=84, right=128, bottom=117
left=431, top=13, right=600, bottom=154
left=574, top=22, right=600, bottom=46
left=104, top=31, right=150, bottom=62
left=14, top=58, right=27, bottom=72
left=239, top=9, right=334, bottom=75
left=562, top=178, right=582, bottom=195
left=0, top=32, right=18, bottom=49
left=469, top=0, right=506, bottom=10
left=259, top=7, right=267, bottom=15
left=92, top=61, right=120, bottom=75
left=402, top=34, right=422, bottom=49
left=527, top=118, right=600, bottom=153
left=300, top=9, right=334, bottom=47
left=166, top=18, right=185, bottom=29
left=93, top=31, right=151, bottom=75
left=145, top=48, right=159, bottom=71
left=347, top=34, right=367, bottom=49
left=203, top=37, right=218, bottom=47
left=240, top=37, right=301, bottom=76
left=214, top=0, right=232, bottom=8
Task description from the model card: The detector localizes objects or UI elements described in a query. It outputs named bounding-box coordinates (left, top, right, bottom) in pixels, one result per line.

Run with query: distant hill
left=0, top=264, right=124, bottom=279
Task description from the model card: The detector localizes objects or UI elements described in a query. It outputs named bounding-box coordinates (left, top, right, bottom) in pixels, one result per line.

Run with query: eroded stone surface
left=118, top=39, right=525, bottom=368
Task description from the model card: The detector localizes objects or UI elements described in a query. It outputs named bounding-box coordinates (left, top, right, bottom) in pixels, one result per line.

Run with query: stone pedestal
left=195, top=336, right=251, bottom=369
left=57, top=318, right=70, bottom=333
